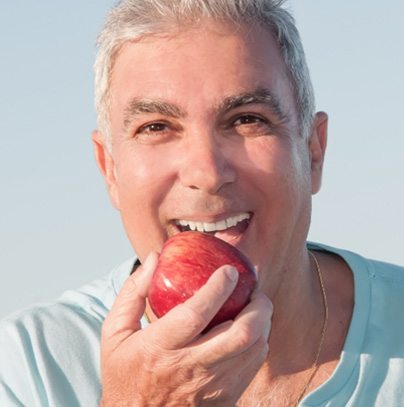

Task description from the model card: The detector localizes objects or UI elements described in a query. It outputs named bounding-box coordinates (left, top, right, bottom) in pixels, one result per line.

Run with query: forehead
left=109, top=21, right=295, bottom=118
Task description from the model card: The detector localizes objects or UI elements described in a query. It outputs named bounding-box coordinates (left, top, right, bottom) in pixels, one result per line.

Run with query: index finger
left=146, top=265, right=239, bottom=350
left=195, top=289, right=273, bottom=365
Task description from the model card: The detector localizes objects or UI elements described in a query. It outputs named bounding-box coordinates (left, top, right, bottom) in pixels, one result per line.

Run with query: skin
left=94, top=20, right=353, bottom=406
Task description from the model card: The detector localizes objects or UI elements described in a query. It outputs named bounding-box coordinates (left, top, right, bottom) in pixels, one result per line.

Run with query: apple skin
left=148, top=231, right=257, bottom=331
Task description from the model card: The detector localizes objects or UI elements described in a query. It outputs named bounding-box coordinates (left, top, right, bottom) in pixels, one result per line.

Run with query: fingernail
left=225, top=266, right=239, bottom=282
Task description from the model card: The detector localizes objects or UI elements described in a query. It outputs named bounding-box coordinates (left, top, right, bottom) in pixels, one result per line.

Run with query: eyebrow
left=122, top=87, right=288, bottom=131
left=217, top=88, right=289, bottom=122
left=123, top=98, right=187, bottom=131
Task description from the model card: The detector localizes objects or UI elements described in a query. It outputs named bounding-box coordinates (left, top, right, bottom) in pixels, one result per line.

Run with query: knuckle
left=264, top=296, right=274, bottom=314
left=233, top=325, right=256, bottom=349
left=255, top=291, right=273, bottom=311
left=121, top=276, right=139, bottom=297
left=256, top=337, right=270, bottom=362
left=179, top=303, right=211, bottom=330
left=143, top=346, right=176, bottom=370
left=254, top=334, right=267, bottom=348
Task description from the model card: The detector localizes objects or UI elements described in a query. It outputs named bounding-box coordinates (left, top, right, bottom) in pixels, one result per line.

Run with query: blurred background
left=1, top=0, right=403, bottom=317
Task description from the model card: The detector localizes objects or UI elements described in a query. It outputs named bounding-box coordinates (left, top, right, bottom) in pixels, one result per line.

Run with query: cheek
left=115, top=148, right=173, bottom=207
left=112, top=148, right=176, bottom=249
left=242, top=137, right=309, bottom=189
left=242, top=138, right=312, bottom=228
left=242, top=141, right=312, bottom=273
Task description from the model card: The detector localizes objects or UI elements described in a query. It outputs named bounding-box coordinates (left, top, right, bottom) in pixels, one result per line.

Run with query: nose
left=178, top=133, right=236, bottom=194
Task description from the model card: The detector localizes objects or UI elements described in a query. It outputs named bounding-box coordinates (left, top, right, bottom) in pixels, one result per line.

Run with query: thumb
left=101, top=252, right=158, bottom=351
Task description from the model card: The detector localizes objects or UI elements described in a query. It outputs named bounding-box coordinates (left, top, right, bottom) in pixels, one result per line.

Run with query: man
left=1, top=0, right=404, bottom=406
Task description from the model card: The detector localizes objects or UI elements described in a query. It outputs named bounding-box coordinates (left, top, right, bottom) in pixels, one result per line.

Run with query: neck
left=240, top=249, right=356, bottom=406
left=263, top=248, right=327, bottom=376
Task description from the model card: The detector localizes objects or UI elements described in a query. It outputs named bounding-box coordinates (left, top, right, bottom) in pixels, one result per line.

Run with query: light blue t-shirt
left=1, top=244, right=404, bottom=406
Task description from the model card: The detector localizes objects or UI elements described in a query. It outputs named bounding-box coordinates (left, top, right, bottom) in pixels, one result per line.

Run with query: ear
left=309, top=111, right=328, bottom=194
left=92, top=130, right=121, bottom=209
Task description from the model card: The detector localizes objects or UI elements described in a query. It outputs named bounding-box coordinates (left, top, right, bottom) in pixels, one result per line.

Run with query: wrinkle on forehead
left=111, top=20, right=298, bottom=138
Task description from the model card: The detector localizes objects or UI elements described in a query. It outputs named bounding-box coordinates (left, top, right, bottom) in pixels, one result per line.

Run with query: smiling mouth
left=174, top=212, right=251, bottom=242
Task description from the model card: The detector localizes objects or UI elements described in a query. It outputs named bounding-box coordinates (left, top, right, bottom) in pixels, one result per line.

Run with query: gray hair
left=94, top=0, right=315, bottom=149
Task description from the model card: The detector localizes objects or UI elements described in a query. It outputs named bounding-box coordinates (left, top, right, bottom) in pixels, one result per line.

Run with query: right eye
left=133, top=121, right=176, bottom=144
left=137, top=122, right=169, bottom=135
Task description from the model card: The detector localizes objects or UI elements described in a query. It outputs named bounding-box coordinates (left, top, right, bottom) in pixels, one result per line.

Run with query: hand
left=100, top=252, right=273, bottom=406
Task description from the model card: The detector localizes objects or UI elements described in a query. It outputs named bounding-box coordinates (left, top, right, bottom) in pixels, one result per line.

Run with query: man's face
left=94, top=22, right=326, bottom=292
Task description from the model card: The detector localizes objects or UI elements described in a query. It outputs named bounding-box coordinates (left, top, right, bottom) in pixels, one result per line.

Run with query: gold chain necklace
left=294, top=251, right=329, bottom=406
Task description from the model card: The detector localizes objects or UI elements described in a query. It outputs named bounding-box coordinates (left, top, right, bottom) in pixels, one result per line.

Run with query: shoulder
left=366, top=258, right=404, bottom=284
left=308, top=241, right=404, bottom=284
left=0, top=255, right=136, bottom=334
left=304, top=243, right=404, bottom=405
left=0, top=257, right=135, bottom=406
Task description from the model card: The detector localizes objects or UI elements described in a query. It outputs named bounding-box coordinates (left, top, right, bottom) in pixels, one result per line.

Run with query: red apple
left=148, top=231, right=257, bottom=331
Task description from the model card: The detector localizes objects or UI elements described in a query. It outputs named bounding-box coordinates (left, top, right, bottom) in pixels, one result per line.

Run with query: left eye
left=231, top=114, right=273, bottom=137
left=233, top=115, right=264, bottom=126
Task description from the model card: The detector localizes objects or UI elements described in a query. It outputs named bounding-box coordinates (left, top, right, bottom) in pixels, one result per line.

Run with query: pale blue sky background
left=1, top=1, right=403, bottom=318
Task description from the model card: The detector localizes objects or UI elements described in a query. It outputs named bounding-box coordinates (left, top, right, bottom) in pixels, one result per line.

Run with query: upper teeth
left=175, top=212, right=250, bottom=233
